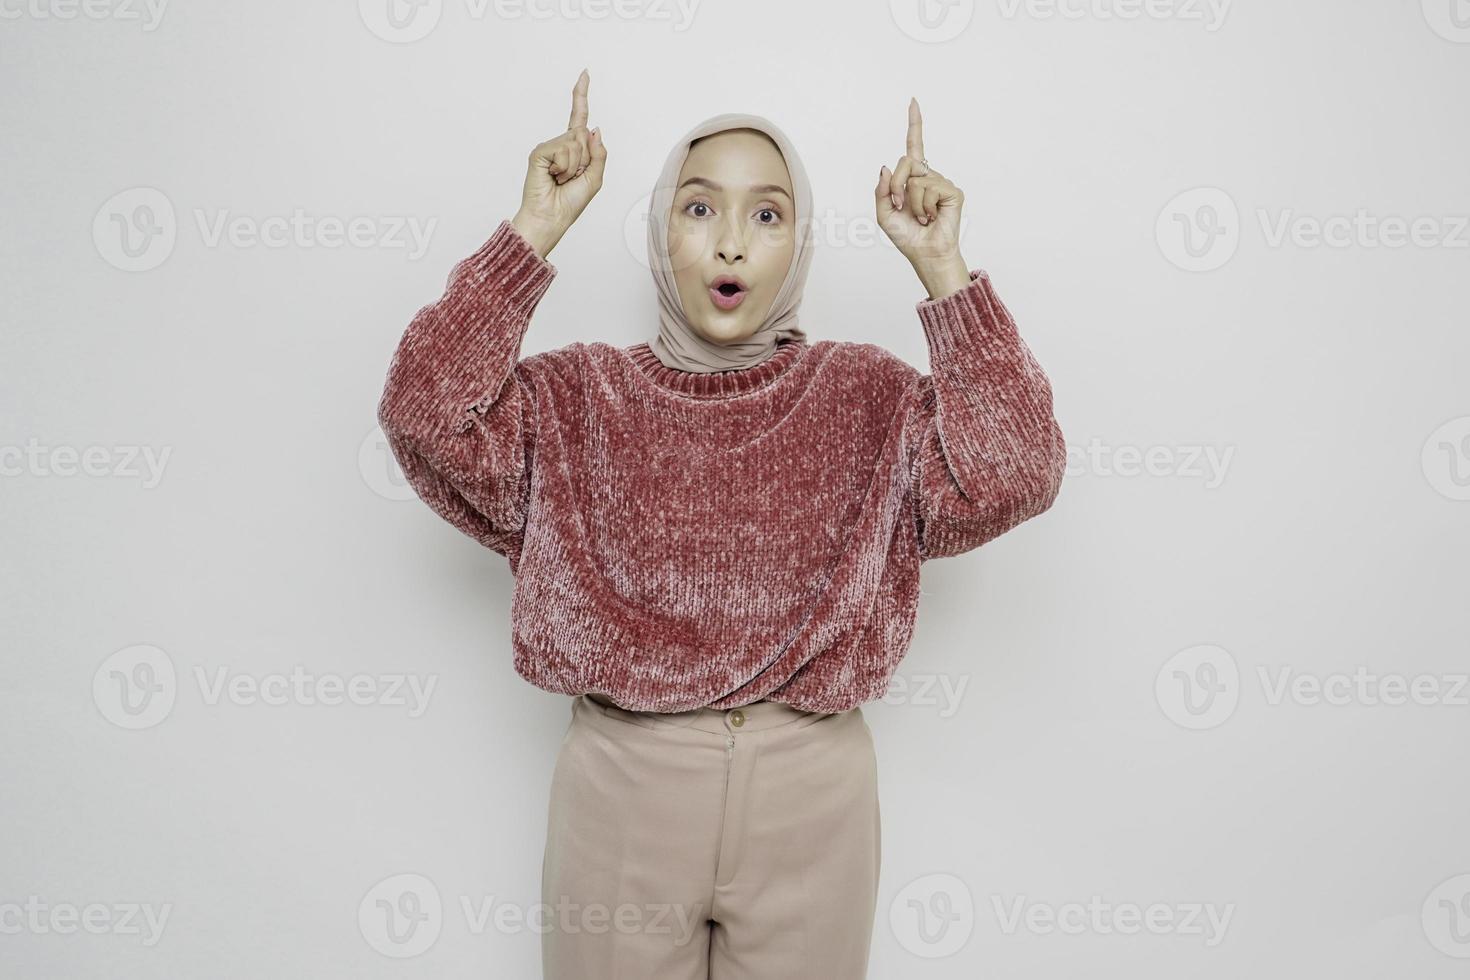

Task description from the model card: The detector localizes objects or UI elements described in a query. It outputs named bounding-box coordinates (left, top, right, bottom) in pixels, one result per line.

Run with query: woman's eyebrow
left=677, top=177, right=792, bottom=201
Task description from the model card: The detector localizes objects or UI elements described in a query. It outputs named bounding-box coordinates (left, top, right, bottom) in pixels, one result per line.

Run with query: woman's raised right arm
left=375, top=220, right=558, bottom=558
left=376, top=69, right=606, bottom=560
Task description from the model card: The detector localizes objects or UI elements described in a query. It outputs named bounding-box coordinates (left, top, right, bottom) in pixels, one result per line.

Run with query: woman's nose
left=716, top=217, right=745, bottom=262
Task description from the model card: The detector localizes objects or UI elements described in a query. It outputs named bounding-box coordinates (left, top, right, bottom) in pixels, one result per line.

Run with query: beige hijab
left=646, top=113, right=815, bottom=373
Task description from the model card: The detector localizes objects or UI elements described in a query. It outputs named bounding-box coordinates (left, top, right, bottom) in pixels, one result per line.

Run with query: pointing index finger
left=906, top=97, right=924, bottom=162
left=568, top=69, right=590, bottom=131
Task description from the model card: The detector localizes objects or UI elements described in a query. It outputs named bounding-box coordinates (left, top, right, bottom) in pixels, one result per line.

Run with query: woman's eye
left=756, top=208, right=780, bottom=224
left=687, top=201, right=711, bottom=218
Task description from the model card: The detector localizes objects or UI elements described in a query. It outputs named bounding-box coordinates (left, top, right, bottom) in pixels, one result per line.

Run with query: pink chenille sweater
left=377, top=218, right=1066, bottom=713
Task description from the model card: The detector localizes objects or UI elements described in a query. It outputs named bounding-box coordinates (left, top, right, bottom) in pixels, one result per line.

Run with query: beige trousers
left=541, top=692, right=881, bottom=980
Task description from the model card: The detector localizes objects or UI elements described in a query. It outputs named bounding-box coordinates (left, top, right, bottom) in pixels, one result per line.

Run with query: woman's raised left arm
left=904, top=268, right=1066, bottom=559
left=875, top=97, right=1066, bottom=559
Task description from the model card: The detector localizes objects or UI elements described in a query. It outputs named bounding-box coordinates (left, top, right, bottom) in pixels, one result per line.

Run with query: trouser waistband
left=582, top=691, right=844, bottom=735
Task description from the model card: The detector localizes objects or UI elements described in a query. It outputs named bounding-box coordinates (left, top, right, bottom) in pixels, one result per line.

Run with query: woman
left=376, top=69, right=1065, bottom=979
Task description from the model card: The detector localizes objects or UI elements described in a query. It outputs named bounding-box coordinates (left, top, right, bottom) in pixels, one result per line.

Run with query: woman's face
left=667, top=128, right=795, bottom=347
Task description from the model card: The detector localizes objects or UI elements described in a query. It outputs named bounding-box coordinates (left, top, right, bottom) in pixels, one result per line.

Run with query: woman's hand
left=875, top=98, right=973, bottom=299
left=511, top=69, right=607, bottom=259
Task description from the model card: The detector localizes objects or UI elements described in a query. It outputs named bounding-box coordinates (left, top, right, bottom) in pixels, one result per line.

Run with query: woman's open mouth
left=709, top=276, right=748, bottom=311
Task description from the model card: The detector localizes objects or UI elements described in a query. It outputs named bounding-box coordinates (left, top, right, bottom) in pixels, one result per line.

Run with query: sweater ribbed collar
left=626, top=338, right=810, bottom=399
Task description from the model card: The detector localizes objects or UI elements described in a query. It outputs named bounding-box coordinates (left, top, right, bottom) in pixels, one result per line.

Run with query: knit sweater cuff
left=444, top=218, right=558, bottom=323
left=914, top=268, right=1018, bottom=361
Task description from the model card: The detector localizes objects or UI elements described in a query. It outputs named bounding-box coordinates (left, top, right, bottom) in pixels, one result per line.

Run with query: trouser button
left=729, top=709, right=745, bottom=728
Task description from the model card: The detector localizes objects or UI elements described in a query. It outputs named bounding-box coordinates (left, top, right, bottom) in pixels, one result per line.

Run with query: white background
left=3, top=0, right=1468, bottom=976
